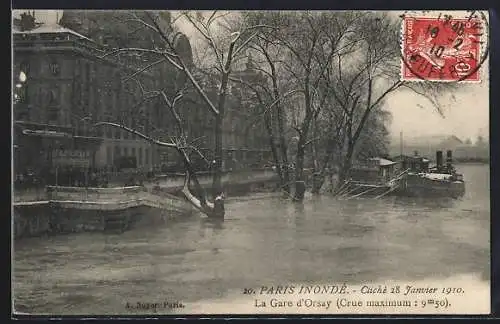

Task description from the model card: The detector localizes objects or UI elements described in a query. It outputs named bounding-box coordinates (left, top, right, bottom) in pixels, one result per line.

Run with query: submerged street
left=13, top=164, right=490, bottom=315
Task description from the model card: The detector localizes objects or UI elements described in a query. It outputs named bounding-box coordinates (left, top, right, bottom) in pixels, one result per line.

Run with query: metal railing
left=13, top=187, right=48, bottom=202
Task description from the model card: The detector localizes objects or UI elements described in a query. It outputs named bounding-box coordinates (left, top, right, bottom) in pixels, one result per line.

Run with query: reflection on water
left=13, top=164, right=490, bottom=315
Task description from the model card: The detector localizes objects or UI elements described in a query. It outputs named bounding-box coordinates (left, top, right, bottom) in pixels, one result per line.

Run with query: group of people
left=13, top=166, right=156, bottom=191
left=14, top=167, right=110, bottom=189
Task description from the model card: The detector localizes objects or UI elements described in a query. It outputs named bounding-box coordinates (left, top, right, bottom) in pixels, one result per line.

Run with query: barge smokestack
left=446, top=150, right=453, bottom=170
left=436, top=151, right=443, bottom=170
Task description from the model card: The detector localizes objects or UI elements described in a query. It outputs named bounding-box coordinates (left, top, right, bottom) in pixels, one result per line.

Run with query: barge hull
left=397, top=175, right=465, bottom=199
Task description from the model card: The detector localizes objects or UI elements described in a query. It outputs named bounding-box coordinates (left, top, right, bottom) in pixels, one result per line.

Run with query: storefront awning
left=22, top=129, right=72, bottom=138
left=73, top=135, right=104, bottom=149
left=73, top=135, right=104, bottom=142
left=52, top=157, right=90, bottom=167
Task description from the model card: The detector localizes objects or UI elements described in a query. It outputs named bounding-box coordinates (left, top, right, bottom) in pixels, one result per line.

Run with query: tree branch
left=93, top=121, right=177, bottom=148
left=100, top=47, right=171, bottom=58
left=145, top=11, right=220, bottom=116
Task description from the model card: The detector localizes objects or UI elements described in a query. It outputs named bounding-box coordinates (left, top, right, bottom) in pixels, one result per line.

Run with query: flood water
left=13, top=164, right=490, bottom=315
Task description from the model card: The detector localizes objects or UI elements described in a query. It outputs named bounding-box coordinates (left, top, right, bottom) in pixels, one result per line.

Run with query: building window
left=105, top=123, right=112, bottom=138
left=106, top=146, right=112, bottom=165
left=48, top=89, right=58, bottom=105
left=49, top=60, right=60, bottom=76
left=112, top=90, right=117, bottom=115
left=47, top=108, right=58, bottom=123
left=82, top=62, right=90, bottom=110
left=95, top=122, right=104, bottom=137
left=145, top=148, right=149, bottom=165
left=156, top=148, right=161, bottom=166
left=123, top=147, right=128, bottom=156
left=15, top=109, right=29, bottom=120
left=20, top=61, right=30, bottom=76
left=114, top=145, right=120, bottom=162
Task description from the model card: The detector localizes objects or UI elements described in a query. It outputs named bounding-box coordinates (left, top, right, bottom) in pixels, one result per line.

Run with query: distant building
left=390, top=134, right=488, bottom=162
left=436, top=135, right=463, bottom=150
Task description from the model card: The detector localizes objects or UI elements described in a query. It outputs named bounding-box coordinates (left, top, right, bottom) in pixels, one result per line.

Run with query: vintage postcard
left=11, top=9, right=490, bottom=316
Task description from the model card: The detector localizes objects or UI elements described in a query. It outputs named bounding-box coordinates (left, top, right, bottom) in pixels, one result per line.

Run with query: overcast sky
left=12, top=10, right=489, bottom=141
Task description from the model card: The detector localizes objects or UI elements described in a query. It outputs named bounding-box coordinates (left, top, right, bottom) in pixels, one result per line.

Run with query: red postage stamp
left=401, top=14, right=485, bottom=82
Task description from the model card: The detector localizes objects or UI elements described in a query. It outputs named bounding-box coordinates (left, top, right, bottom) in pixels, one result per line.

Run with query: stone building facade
left=13, top=18, right=161, bottom=177
left=13, top=10, right=272, bottom=181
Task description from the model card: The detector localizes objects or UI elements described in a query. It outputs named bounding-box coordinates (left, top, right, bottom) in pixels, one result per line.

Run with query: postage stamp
left=401, top=11, right=488, bottom=82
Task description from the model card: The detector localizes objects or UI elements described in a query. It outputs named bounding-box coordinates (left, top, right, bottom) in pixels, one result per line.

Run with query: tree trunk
left=294, top=135, right=306, bottom=200
left=311, top=150, right=331, bottom=195
left=278, top=119, right=291, bottom=195
left=311, top=173, right=324, bottom=195
left=335, top=144, right=354, bottom=194
left=293, top=78, right=313, bottom=201
left=263, top=111, right=284, bottom=189
left=211, top=113, right=224, bottom=219
left=311, top=122, right=323, bottom=195
left=265, top=48, right=290, bottom=195
left=274, top=90, right=290, bottom=195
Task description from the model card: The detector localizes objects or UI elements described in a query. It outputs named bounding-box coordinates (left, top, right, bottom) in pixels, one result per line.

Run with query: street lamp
left=19, top=71, right=27, bottom=83
left=14, top=71, right=27, bottom=103
left=15, top=71, right=27, bottom=88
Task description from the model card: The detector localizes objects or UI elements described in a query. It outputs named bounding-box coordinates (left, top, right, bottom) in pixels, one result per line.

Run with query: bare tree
left=324, top=13, right=457, bottom=193
left=238, top=11, right=362, bottom=201
left=241, top=14, right=298, bottom=196
left=93, top=10, right=269, bottom=219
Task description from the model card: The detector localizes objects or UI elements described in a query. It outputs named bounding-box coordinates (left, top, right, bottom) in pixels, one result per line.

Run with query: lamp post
left=14, top=71, right=27, bottom=104
left=14, top=70, right=28, bottom=191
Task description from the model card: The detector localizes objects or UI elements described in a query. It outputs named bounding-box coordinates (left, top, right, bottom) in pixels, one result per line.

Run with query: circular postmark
left=399, top=10, right=489, bottom=82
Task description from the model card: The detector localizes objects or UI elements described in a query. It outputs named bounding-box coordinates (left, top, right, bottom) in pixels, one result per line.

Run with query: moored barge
left=396, top=150, right=465, bottom=199
left=337, top=157, right=408, bottom=199
left=339, top=150, right=465, bottom=199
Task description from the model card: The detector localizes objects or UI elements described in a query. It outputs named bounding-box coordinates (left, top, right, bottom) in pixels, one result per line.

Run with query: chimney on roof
left=446, top=150, right=453, bottom=170
left=436, top=150, right=443, bottom=170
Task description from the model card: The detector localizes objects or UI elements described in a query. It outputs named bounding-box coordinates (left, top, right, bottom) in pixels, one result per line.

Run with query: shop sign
left=52, top=149, right=90, bottom=167
left=22, top=129, right=71, bottom=138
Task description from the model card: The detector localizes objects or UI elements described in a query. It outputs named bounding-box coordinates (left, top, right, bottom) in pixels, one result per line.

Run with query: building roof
left=12, top=23, right=94, bottom=42
left=393, top=154, right=426, bottom=161
left=368, top=157, right=398, bottom=166
left=393, top=134, right=463, bottom=146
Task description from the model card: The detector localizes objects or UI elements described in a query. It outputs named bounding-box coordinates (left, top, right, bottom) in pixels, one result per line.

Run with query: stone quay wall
left=12, top=172, right=281, bottom=240
left=13, top=186, right=195, bottom=240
